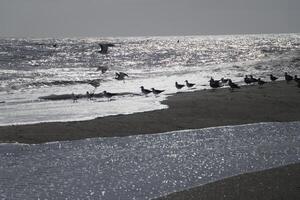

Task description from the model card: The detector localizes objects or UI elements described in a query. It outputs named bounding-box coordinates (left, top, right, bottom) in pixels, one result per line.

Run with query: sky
left=0, top=0, right=299, bottom=38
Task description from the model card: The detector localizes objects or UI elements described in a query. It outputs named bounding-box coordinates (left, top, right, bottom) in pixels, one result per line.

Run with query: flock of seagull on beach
left=68, top=42, right=300, bottom=102
left=71, top=71, right=300, bottom=102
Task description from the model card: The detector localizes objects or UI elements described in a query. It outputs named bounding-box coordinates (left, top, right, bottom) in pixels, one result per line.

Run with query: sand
left=1, top=80, right=300, bottom=199
left=1, top=81, right=300, bottom=144
left=156, top=163, right=300, bottom=200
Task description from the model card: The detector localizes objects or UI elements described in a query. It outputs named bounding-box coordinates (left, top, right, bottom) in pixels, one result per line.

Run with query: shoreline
left=1, top=80, right=300, bottom=144
left=155, top=163, right=300, bottom=200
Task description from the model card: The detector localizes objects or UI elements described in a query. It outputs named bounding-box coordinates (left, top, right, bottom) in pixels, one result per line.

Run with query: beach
left=1, top=80, right=300, bottom=199
left=156, top=163, right=300, bottom=200
left=1, top=80, right=300, bottom=144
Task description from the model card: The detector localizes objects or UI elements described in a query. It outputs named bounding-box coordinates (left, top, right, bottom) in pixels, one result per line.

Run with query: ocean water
left=0, top=122, right=299, bottom=199
left=1, top=34, right=300, bottom=125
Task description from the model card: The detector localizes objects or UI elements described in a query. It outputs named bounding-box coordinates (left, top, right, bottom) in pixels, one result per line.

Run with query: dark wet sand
left=1, top=81, right=300, bottom=144
left=155, top=163, right=300, bottom=200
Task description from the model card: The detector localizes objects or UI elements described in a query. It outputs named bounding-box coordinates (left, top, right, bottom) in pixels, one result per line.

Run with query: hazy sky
left=0, top=0, right=299, bottom=37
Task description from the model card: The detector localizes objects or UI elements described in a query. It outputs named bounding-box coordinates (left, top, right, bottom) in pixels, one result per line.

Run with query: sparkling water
left=1, top=34, right=300, bottom=125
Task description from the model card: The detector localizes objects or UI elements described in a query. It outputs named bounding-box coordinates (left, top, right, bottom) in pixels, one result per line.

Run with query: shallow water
left=0, top=34, right=300, bottom=125
left=0, top=122, right=299, bottom=199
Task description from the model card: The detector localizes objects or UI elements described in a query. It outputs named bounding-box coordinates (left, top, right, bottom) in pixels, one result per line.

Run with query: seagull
left=86, top=91, right=94, bottom=100
left=258, top=78, right=267, bottom=87
left=140, top=86, right=152, bottom=95
left=244, top=75, right=252, bottom=85
left=175, top=82, right=185, bottom=89
left=228, top=79, right=240, bottom=90
left=103, top=91, right=116, bottom=101
left=96, top=66, right=108, bottom=74
left=97, top=43, right=114, bottom=54
left=209, top=78, right=222, bottom=89
left=221, top=78, right=229, bottom=84
left=294, top=75, right=300, bottom=83
left=249, top=75, right=258, bottom=83
left=72, top=93, right=78, bottom=103
left=151, top=88, right=165, bottom=95
left=115, top=72, right=129, bottom=81
left=185, top=80, right=195, bottom=88
left=88, top=80, right=100, bottom=92
left=285, top=72, right=293, bottom=82
left=98, top=44, right=108, bottom=54
left=270, top=74, right=278, bottom=81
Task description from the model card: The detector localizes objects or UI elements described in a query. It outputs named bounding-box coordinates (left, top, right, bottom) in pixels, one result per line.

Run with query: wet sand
left=156, top=163, right=300, bottom=200
left=0, top=81, right=300, bottom=144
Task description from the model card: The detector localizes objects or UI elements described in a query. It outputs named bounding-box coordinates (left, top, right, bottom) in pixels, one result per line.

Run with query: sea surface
left=0, top=122, right=299, bottom=199
left=1, top=34, right=300, bottom=125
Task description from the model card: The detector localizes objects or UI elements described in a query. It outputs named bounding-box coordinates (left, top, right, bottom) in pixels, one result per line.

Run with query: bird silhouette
left=115, top=72, right=129, bottom=81
left=209, top=78, right=222, bottom=89
left=175, top=82, right=185, bottom=89
left=151, top=88, right=165, bottom=95
left=185, top=80, right=195, bottom=88
left=228, top=79, right=240, bottom=89
left=140, top=86, right=152, bottom=95
left=270, top=74, right=278, bottom=81
left=285, top=72, right=293, bottom=82
left=258, top=78, right=266, bottom=87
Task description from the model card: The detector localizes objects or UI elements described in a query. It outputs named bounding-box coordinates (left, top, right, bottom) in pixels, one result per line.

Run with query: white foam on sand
left=0, top=122, right=300, bottom=199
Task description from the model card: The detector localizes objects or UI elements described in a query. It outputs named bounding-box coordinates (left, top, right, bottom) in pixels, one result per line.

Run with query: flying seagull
left=98, top=43, right=115, bottom=54
left=115, top=72, right=129, bottom=81
left=88, top=80, right=101, bottom=92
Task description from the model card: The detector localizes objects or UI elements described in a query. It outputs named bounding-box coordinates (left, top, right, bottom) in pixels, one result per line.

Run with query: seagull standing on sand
left=72, top=93, right=78, bottom=103
left=185, top=80, right=195, bottom=88
left=270, top=74, right=278, bottom=81
left=151, top=88, right=165, bottom=95
left=103, top=91, right=116, bottom=101
left=258, top=78, right=267, bottom=87
left=175, top=82, right=185, bottom=89
left=209, top=78, right=222, bottom=89
left=140, top=86, right=152, bottom=95
left=249, top=75, right=258, bottom=83
left=221, top=78, right=229, bottom=84
left=244, top=75, right=252, bottom=85
left=294, top=75, right=300, bottom=83
left=86, top=91, right=94, bottom=100
left=285, top=72, right=293, bottom=82
left=228, top=79, right=240, bottom=90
